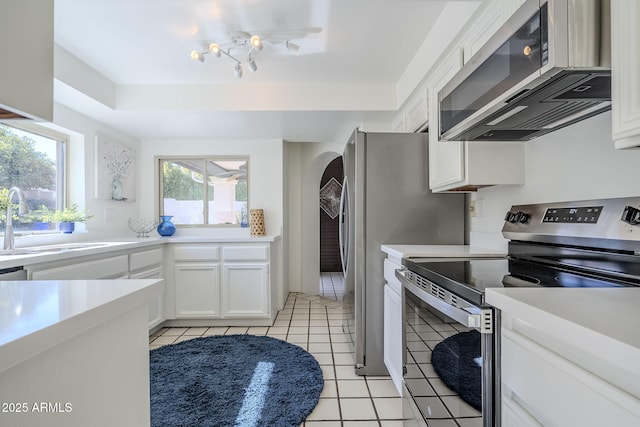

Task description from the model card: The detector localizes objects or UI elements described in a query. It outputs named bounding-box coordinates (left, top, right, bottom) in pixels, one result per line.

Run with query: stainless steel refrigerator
left=339, top=129, right=464, bottom=376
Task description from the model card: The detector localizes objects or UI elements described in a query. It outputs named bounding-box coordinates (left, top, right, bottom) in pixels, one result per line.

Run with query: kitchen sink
left=0, top=242, right=111, bottom=256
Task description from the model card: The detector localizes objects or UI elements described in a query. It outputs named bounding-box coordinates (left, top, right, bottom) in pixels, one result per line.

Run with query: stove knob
left=515, top=211, right=530, bottom=223
left=504, top=211, right=516, bottom=223
left=621, top=205, right=640, bottom=225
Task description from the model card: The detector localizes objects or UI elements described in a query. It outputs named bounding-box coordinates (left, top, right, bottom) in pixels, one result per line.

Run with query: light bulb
left=209, top=43, right=221, bottom=57
left=250, top=35, right=263, bottom=51
left=190, top=50, right=204, bottom=62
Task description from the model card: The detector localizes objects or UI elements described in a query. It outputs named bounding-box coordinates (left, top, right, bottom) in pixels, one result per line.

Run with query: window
left=159, top=157, right=248, bottom=226
left=0, top=123, right=66, bottom=232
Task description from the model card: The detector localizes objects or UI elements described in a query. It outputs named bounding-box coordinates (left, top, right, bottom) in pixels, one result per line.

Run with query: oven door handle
left=396, top=268, right=493, bottom=333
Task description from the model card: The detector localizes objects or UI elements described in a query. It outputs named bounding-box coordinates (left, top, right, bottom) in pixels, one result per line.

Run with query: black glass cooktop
left=403, top=257, right=632, bottom=306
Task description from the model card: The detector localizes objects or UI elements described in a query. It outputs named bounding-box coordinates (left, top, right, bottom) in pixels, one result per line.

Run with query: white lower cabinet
left=500, top=316, right=640, bottom=426
left=129, top=248, right=165, bottom=329
left=174, top=262, right=221, bottom=318
left=221, top=263, right=269, bottom=318
left=382, top=257, right=404, bottom=395
left=383, top=284, right=403, bottom=394
left=28, top=247, right=166, bottom=330
left=170, top=242, right=273, bottom=324
left=130, top=266, right=164, bottom=329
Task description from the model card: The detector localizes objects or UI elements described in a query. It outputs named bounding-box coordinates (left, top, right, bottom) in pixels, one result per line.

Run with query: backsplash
left=470, top=112, right=640, bottom=250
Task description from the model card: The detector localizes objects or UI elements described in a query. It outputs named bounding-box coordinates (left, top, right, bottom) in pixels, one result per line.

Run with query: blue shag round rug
left=150, top=334, right=324, bottom=427
left=431, top=330, right=482, bottom=410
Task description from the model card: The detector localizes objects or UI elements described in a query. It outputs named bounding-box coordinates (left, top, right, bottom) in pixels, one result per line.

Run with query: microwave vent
left=519, top=102, right=601, bottom=129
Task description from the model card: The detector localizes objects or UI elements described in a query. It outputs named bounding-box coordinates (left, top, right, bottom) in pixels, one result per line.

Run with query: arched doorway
left=319, top=156, right=344, bottom=300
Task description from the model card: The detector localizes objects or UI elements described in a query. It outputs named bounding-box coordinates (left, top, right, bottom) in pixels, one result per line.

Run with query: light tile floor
left=320, top=272, right=345, bottom=301
left=149, top=292, right=403, bottom=426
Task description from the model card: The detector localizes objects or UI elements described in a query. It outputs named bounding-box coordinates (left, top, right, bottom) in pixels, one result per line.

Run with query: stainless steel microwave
left=439, top=0, right=611, bottom=142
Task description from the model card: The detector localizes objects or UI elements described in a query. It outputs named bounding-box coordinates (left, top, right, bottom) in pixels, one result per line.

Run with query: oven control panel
left=502, top=197, right=640, bottom=252
left=542, top=206, right=602, bottom=223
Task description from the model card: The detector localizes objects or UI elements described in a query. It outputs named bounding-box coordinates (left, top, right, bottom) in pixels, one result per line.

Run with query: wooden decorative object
left=250, top=209, right=266, bottom=236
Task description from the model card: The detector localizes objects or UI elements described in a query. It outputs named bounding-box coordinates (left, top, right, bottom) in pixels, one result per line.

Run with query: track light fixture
left=191, top=31, right=301, bottom=79
left=286, top=41, right=301, bottom=56
left=234, top=63, right=243, bottom=78
left=247, top=56, right=257, bottom=72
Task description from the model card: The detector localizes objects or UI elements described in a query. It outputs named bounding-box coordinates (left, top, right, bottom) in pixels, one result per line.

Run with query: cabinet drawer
left=30, top=255, right=129, bottom=280
left=222, top=245, right=269, bottom=261
left=129, top=248, right=163, bottom=271
left=173, top=245, right=220, bottom=261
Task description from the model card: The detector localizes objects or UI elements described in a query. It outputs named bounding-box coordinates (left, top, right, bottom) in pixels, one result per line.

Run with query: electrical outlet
left=476, top=198, right=485, bottom=217
left=469, top=200, right=477, bottom=217
left=104, top=208, right=114, bottom=222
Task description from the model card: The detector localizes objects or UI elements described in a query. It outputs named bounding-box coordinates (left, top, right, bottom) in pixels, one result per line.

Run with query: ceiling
left=53, top=0, right=479, bottom=142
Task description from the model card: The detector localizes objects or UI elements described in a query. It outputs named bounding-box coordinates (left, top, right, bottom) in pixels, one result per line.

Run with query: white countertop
left=0, top=234, right=281, bottom=269
left=0, top=279, right=163, bottom=373
left=486, top=288, right=640, bottom=396
left=381, top=244, right=506, bottom=260
left=486, top=288, right=640, bottom=351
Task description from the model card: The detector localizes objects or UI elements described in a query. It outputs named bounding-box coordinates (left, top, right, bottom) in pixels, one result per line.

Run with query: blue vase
left=157, top=215, right=176, bottom=236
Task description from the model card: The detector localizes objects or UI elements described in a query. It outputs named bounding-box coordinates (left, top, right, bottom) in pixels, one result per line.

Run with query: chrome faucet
left=3, top=187, right=29, bottom=251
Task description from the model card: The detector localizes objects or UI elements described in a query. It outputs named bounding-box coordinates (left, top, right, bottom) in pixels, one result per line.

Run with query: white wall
left=285, top=139, right=345, bottom=294
left=16, top=104, right=140, bottom=246
left=137, top=138, right=283, bottom=238
left=470, top=112, right=640, bottom=250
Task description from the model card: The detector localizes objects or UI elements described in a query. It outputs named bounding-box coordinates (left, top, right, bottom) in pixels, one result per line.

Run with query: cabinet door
left=462, top=0, right=503, bottom=64
left=391, top=112, right=406, bottom=132
left=611, top=1, right=640, bottom=148
left=502, top=328, right=640, bottom=426
left=130, top=267, right=164, bottom=329
left=0, top=0, right=53, bottom=121
left=174, top=262, right=220, bottom=318
left=221, top=263, right=269, bottom=318
left=502, top=395, right=543, bottom=427
left=427, top=47, right=465, bottom=189
left=404, top=85, right=428, bottom=132
left=383, top=284, right=403, bottom=395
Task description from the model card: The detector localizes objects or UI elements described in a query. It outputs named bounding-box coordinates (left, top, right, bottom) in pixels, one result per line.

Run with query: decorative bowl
left=128, top=218, right=159, bottom=238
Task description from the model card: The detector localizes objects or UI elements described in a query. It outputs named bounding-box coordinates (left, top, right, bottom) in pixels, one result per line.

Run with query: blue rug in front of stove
left=149, top=334, right=324, bottom=427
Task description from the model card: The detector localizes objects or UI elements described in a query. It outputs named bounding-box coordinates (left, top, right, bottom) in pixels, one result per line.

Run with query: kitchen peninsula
left=0, top=278, right=162, bottom=426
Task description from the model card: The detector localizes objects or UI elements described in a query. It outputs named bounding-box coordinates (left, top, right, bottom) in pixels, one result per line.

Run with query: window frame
left=0, top=121, right=68, bottom=233
left=157, top=155, right=249, bottom=228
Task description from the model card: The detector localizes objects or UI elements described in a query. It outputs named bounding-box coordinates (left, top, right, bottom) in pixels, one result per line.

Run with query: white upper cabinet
left=426, top=0, right=525, bottom=192
left=427, top=47, right=465, bottom=189
left=0, top=0, right=53, bottom=121
left=391, top=112, right=406, bottom=133
left=502, top=0, right=527, bottom=23
left=392, top=83, right=428, bottom=133
left=461, top=1, right=504, bottom=64
left=404, top=84, right=429, bottom=132
left=611, top=1, right=640, bottom=149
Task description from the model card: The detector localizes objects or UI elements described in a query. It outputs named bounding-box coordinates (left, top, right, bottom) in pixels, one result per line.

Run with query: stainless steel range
left=397, top=197, right=640, bottom=427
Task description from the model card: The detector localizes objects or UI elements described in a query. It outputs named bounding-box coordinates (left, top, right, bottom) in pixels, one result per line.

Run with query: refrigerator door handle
left=339, top=177, right=349, bottom=277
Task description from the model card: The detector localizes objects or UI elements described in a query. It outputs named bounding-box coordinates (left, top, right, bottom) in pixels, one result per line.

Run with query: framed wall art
left=94, top=135, right=136, bottom=202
